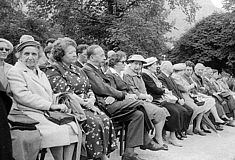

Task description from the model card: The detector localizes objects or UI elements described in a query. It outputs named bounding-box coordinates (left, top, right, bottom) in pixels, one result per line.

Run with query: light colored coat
left=7, top=61, right=81, bottom=152
left=171, top=72, right=214, bottom=118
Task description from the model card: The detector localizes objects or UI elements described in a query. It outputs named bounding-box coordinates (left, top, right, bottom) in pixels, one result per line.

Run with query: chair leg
left=119, top=123, right=125, bottom=156
left=39, top=148, right=47, bottom=160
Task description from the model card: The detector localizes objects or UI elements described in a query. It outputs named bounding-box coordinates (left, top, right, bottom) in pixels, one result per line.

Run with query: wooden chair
left=111, top=110, right=135, bottom=156
left=36, top=148, right=47, bottom=160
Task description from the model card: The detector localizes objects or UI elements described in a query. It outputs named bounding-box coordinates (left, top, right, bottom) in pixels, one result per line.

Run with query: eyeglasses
left=118, top=60, right=126, bottom=64
left=0, top=47, right=10, bottom=52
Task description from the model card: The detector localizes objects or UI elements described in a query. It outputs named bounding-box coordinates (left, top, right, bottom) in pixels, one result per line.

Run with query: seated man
left=83, top=45, right=160, bottom=160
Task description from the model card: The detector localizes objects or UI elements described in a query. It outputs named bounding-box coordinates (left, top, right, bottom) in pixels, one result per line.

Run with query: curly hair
left=185, top=60, right=195, bottom=67
left=52, top=37, right=77, bottom=62
left=108, top=53, right=125, bottom=68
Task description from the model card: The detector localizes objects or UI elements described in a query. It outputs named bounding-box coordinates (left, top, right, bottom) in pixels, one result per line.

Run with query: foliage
left=223, top=0, right=235, bottom=12
left=169, top=12, right=235, bottom=74
left=0, top=0, right=53, bottom=64
left=25, top=0, right=200, bottom=56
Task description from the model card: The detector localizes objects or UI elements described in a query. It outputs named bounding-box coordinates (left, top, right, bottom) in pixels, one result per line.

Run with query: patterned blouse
left=45, top=62, right=94, bottom=99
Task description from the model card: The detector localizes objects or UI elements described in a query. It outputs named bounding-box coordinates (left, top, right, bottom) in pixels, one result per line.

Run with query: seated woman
left=141, top=57, right=193, bottom=142
left=106, top=53, right=170, bottom=149
left=7, top=36, right=82, bottom=160
left=171, top=63, right=225, bottom=135
left=44, top=37, right=117, bottom=160
left=0, top=37, right=43, bottom=160
left=107, top=54, right=173, bottom=150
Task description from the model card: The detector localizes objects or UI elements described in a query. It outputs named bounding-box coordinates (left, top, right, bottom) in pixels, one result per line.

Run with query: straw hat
left=173, top=63, right=186, bottom=71
left=143, top=57, right=158, bottom=67
left=0, top=38, right=13, bottom=53
left=127, top=54, right=146, bottom=63
left=16, top=35, right=40, bottom=52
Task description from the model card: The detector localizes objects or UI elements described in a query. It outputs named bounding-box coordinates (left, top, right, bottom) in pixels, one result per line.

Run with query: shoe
left=202, top=129, right=211, bottom=133
left=193, top=129, right=206, bottom=136
left=226, top=120, right=235, bottom=127
left=215, top=125, right=224, bottom=131
left=181, top=132, right=187, bottom=138
left=122, top=153, right=145, bottom=160
left=186, top=130, right=194, bottom=135
left=168, top=139, right=183, bottom=147
left=152, top=137, right=168, bottom=151
left=215, top=122, right=227, bottom=126
left=140, top=140, right=165, bottom=151
left=221, top=117, right=231, bottom=122
left=175, top=132, right=183, bottom=140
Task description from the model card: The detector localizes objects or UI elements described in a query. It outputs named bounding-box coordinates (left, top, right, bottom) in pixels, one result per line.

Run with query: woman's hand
left=145, top=94, right=153, bottom=102
left=125, top=93, right=138, bottom=100
left=50, top=104, right=68, bottom=112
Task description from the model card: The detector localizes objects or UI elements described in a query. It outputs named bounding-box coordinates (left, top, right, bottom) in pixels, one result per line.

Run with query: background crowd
left=1, top=35, right=235, bottom=160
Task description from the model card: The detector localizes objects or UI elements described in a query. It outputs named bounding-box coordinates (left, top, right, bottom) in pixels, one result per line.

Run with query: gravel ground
left=45, top=125, right=235, bottom=160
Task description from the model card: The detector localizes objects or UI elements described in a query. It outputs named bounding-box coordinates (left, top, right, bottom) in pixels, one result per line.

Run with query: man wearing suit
left=83, top=45, right=160, bottom=160
left=157, top=61, right=193, bottom=135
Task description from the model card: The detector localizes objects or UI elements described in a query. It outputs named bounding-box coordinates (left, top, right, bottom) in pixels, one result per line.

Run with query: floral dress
left=45, top=62, right=117, bottom=159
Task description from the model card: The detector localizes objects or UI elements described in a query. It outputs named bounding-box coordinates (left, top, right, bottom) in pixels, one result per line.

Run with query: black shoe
left=140, top=140, right=165, bottom=151
left=181, top=132, right=187, bottom=138
left=175, top=132, right=183, bottom=140
left=215, top=125, right=224, bottom=131
left=122, top=153, right=145, bottom=160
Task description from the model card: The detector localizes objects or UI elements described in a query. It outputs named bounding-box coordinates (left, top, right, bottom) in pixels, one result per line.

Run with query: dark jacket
left=141, top=72, right=165, bottom=100
left=82, top=63, right=127, bottom=114
left=157, top=72, right=183, bottom=99
left=0, top=82, right=14, bottom=160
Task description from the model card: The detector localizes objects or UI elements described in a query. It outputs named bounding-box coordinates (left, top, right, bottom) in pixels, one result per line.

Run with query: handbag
left=190, top=94, right=205, bottom=106
left=45, top=92, right=86, bottom=125
left=44, top=111, right=75, bottom=125
left=162, top=93, right=178, bottom=104
left=8, top=109, right=39, bottom=130
left=219, top=91, right=230, bottom=98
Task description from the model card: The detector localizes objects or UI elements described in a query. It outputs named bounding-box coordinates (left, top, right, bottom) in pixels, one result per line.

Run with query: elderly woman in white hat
left=7, top=35, right=82, bottom=160
left=142, top=57, right=194, bottom=146
left=171, top=63, right=225, bottom=135
left=0, top=38, right=14, bottom=93
left=123, top=55, right=171, bottom=149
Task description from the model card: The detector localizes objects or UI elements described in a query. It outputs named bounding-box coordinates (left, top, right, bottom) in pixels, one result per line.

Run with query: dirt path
left=110, top=125, right=235, bottom=160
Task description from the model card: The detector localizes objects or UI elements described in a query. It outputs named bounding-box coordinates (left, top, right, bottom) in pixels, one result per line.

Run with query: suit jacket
left=82, top=63, right=126, bottom=112
left=141, top=70, right=165, bottom=100
left=105, top=68, right=130, bottom=93
left=7, top=61, right=53, bottom=113
left=157, top=72, right=183, bottom=99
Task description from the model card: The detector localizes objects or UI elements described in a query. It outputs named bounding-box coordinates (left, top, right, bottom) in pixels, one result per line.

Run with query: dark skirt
left=82, top=110, right=117, bottom=159
left=159, top=101, right=192, bottom=132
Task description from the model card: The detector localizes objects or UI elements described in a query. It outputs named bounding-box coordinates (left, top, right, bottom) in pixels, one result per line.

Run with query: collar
left=161, top=71, right=170, bottom=77
left=124, top=66, right=141, bottom=77
left=16, top=60, right=41, bottom=74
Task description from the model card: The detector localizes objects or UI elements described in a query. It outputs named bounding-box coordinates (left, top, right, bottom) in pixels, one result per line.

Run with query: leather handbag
left=190, top=94, right=205, bottom=106
left=44, top=111, right=75, bottom=125
left=8, top=109, right=39, bottom=130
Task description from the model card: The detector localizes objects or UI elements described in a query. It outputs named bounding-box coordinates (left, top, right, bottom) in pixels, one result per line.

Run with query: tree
left=0, top=0, right=54, bottom=64
left=25, top=0, right=200, bottom=56
left=169, top=12, right=235, bottom=74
